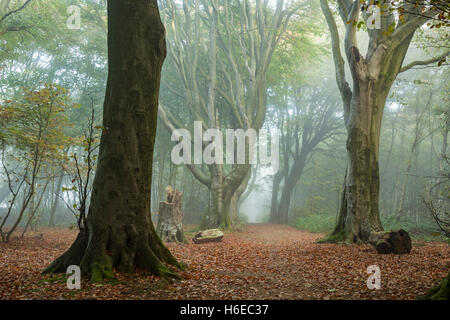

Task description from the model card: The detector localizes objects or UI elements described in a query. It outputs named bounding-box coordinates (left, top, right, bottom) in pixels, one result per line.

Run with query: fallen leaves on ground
left=0, top=224, right=448, bottom=300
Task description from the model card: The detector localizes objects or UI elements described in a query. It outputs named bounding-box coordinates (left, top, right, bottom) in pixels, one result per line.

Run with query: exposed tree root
left=43, top=227, right=184, bottom=282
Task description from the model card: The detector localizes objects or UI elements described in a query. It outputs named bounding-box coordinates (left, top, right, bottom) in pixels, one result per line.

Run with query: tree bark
left=325, top=86, right=386, bottom=242
left=43, top=0, right=182, bottom=282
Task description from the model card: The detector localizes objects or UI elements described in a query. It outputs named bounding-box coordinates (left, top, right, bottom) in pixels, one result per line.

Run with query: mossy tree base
left=43, top=224, right=184, bottom=282
left=424, top=271, right=450, bottom=300
left=317, top=170, right=383, bottom=245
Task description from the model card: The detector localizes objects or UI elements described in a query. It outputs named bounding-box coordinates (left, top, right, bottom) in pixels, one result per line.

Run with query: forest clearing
left=1, top=224, right=448, bottom=300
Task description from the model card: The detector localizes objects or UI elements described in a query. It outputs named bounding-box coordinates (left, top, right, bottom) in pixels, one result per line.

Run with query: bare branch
left=320, top=0, right=352, bottom=122
left=399, top=50, right=450, bottom=73
left=1, top=0, right=33, bottom=23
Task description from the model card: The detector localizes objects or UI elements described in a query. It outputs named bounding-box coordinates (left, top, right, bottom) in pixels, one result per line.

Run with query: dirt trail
left=164, top=224, right=449, bottom=299
left=0, top=224, right=448, bottom=299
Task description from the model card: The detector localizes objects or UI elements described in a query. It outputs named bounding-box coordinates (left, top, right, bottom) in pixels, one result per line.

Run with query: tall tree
left=158, top=0, right=297, bottom=229
left=271, top=87, right=340, bottom=224
left=319, top=0, right=449, bottom=242
left=44, top=0, right=182, bottom=282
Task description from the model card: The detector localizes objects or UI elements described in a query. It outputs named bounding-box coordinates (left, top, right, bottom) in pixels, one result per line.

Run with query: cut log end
left=376, top=239, right=392, bottom=254
left=369, top=229, right=412, bottom=254
left=192, top=228, right=224, bottom=244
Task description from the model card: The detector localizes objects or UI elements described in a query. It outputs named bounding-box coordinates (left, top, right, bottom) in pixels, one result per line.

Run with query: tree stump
left=368, top=229, right=412, bottom=254
left=156, top=186, right=186, bottom=243
left=192, top=228, right=224, bottom=244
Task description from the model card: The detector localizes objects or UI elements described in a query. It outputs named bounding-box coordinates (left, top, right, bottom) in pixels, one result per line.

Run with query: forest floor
left=0, top=224, right=448, bottom=300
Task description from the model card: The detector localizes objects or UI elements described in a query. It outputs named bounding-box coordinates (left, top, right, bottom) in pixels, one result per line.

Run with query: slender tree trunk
left=202, top=164, right=231, bottom=230
left=383, top=110, right=399, bottom=174
left=6, top=169, right=36, bottom=242
left=169, top=162, right=177, bottom=189
left=270, top=170, right=283, bottom=223
left=277, top=158, right=305, bottom=224
left=23, top=180, right=49, bottom=236
left=393, top=125, right=406, bottom=213
left=157, top=154, right=166, bottom=206
left=397, top=110, right=422, bottom=221
left=203, top=163, right=225, bottom=229
left=270, top=139, right=290, bottom=223
left=437, top=127, right=448, bottom=206
left=277, top=184, right=294, bottom=224
left=0, top=185, right=12, bottom=205
left=228, top=169, right=251, bottom=224
left=49, top=173, right=64, bottom=226
left=239, top=165, right=258, bottom=207
left=43, top=0, right=182, bottom=282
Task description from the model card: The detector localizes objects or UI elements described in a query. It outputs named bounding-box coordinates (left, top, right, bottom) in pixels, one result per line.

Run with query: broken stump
left=368, top=229, right=412, bottom=254
left=156, top=186, right=186, bottom=243
left=192, top=228, right=224, bottom=244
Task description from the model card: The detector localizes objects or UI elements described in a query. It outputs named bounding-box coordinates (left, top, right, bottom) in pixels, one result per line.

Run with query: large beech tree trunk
left=318, top=0, right=439, bottom=243
left=43, top=0, right=182, bottom=281
left=330, top=87, right=386, bottom=242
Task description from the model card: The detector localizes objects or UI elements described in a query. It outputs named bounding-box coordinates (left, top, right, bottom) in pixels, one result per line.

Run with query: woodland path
left=0, top=224, right=448, bottom=299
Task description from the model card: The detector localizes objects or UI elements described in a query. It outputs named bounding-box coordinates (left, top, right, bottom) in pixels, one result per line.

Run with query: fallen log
left=368, top=229, right=412, bottom=254
left=192, top=228, right=224, bottom=244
